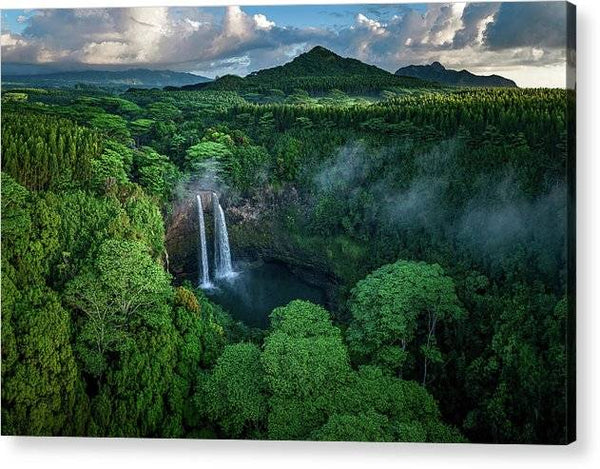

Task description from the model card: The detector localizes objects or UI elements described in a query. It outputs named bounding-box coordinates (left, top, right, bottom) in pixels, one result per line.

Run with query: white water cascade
left=196, top=194, right=212, bottom=288
left=212, top=192, right=234, bottom=279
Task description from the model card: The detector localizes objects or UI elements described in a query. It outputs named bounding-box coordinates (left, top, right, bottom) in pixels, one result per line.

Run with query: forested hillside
left=1, top=54, right=574, bottom=443
left=176, top=46, right=433, bottom=94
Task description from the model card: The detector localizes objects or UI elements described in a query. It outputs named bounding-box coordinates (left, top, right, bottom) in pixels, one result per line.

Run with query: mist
left=172, top=158, right=229, bottom=205
left=311, top=139, right=567, bottom=279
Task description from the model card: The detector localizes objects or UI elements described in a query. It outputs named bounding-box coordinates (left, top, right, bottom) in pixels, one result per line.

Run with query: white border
left=1, top=1, right=599, bottom=468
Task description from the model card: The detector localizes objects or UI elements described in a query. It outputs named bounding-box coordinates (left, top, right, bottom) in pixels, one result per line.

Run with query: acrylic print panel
left=0, top=1, right=575, bottom=444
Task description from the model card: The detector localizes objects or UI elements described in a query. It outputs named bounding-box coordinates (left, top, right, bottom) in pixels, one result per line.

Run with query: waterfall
left=196, top=194, right=212, bottom=288
left=212, top=192, right=234, bottom=278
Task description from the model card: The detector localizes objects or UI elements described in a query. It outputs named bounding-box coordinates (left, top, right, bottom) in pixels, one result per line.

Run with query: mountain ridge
left=175, top=46, right=435, bottom=94
left=395, top=62, right=517, bottom=88
left=3, top=68, right=211, bottom=89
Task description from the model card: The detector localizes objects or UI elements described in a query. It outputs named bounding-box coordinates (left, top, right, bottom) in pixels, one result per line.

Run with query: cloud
left=454, top=175, right=566, bottom=262
left=327, top=140, right=567, bottom=265
left=2, top=7, right=290, bottom=69
left=3, top=8, right=172, bottom=64
left=1, top=3, right=569, bottom=85
left=253, top=14, right=275, bottom=31
left=452, top=2, right=500, bottom=48
left=425, top=2, right=466, bottom=46
left=484, top=2, right=567, bottom=49
left=355, top=13, right=385, bottom=33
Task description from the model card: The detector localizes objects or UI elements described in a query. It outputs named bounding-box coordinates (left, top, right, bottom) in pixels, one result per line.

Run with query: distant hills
left=2, top=68, right=211, bottom=90
left=174, top=46, right=434, bottom=94
left=395, top=62, right=517, bottom=88
left=1, top=51, right=517, bottom=93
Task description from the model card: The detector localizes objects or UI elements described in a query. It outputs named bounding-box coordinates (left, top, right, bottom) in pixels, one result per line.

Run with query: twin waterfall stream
left=194, top=191, right=326, bottom=329
left=196, top=192, right=234, bottom=288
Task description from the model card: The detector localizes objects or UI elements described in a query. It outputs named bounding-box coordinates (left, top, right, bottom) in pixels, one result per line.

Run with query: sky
left=1, top=2, right=574, bottom=87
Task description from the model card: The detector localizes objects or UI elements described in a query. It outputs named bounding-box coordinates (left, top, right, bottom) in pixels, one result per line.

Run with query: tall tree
left=200, top=343, right=267, bottom=437
left=347, top=260, right=465, bottom=383
left=64, top=239, right=172, bottom=377
left=262, top=300, right=352, bottom=440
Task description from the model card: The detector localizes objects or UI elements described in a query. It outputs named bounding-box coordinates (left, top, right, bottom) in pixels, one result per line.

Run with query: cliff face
left=165, top=197, right=198, bottom=282
left=165, top=190, right=223, bottom=282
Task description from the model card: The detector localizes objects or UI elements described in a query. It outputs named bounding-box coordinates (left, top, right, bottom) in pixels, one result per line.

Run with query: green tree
left=129, top=118, right=155, bottom=145
left=463, top=286, right=567, bottom=443
left=64, top=239, right=172, bottom=377
left=312, top=411, right=390, bottom=442
left=347, top=260, right=465, bottom=383
left=90, top=113, right=131, bottom=142
left=273, top=135, right=301, bottom=182
left=133, top=146, right=180, bottom=199
left=90, top=148, right=129, bottom=192
left=329, top=365, right=465, bottom=442
left=185, top=141, right=232, bottom=171
left=90, top=114, right=131, bottom=142
left=200, top=343, right=267, bottom=437
left=147, top=101, right=181, bottom=121
left=262, top=300, right=352, bottom=439
left=1, top=175, right=89, bottom=435
left=224, top=144, right=271, bottom=193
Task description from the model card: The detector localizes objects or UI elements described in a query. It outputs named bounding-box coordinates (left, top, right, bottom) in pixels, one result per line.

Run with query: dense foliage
left=1, top=55, right=573, bottom=444
left=2, top=112, right=101, bottom=191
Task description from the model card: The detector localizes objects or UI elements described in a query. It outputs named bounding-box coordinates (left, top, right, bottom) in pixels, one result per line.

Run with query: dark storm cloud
left=453, top=2, right=500, bottom=48
left=484, top=2, right=567, bottom=49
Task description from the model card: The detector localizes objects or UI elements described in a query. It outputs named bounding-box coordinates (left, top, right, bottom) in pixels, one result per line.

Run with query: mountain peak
left=430, top=61, right=446, bottom=71
left=295, top=46, right=343, bottom=64
left=305, top=46, right=339, bottom=58
left=265, top=45, right=389, bottom=78
left=180, top=46, right=434, bottom=93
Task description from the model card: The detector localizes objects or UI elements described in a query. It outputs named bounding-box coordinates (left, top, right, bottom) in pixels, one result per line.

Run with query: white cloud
left=355, top=13, right=385, bottom=34
left=424, top=3, right=466, bottom=46
left=2, top=6, right=285, bottom=70
left=472, top=63, right=566, bottom=88
left=476, top=14, right=495, bottom=45
left=184, top=18, right=208, bottom=31
left=253, top=14, right=275, bottom=31
left=1, top=33, right=21, bottom=48
left=1, top=31, right=58, bottom=63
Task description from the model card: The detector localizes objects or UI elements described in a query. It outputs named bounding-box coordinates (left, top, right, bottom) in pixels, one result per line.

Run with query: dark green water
left=205, top=262, right=327, bottom=328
